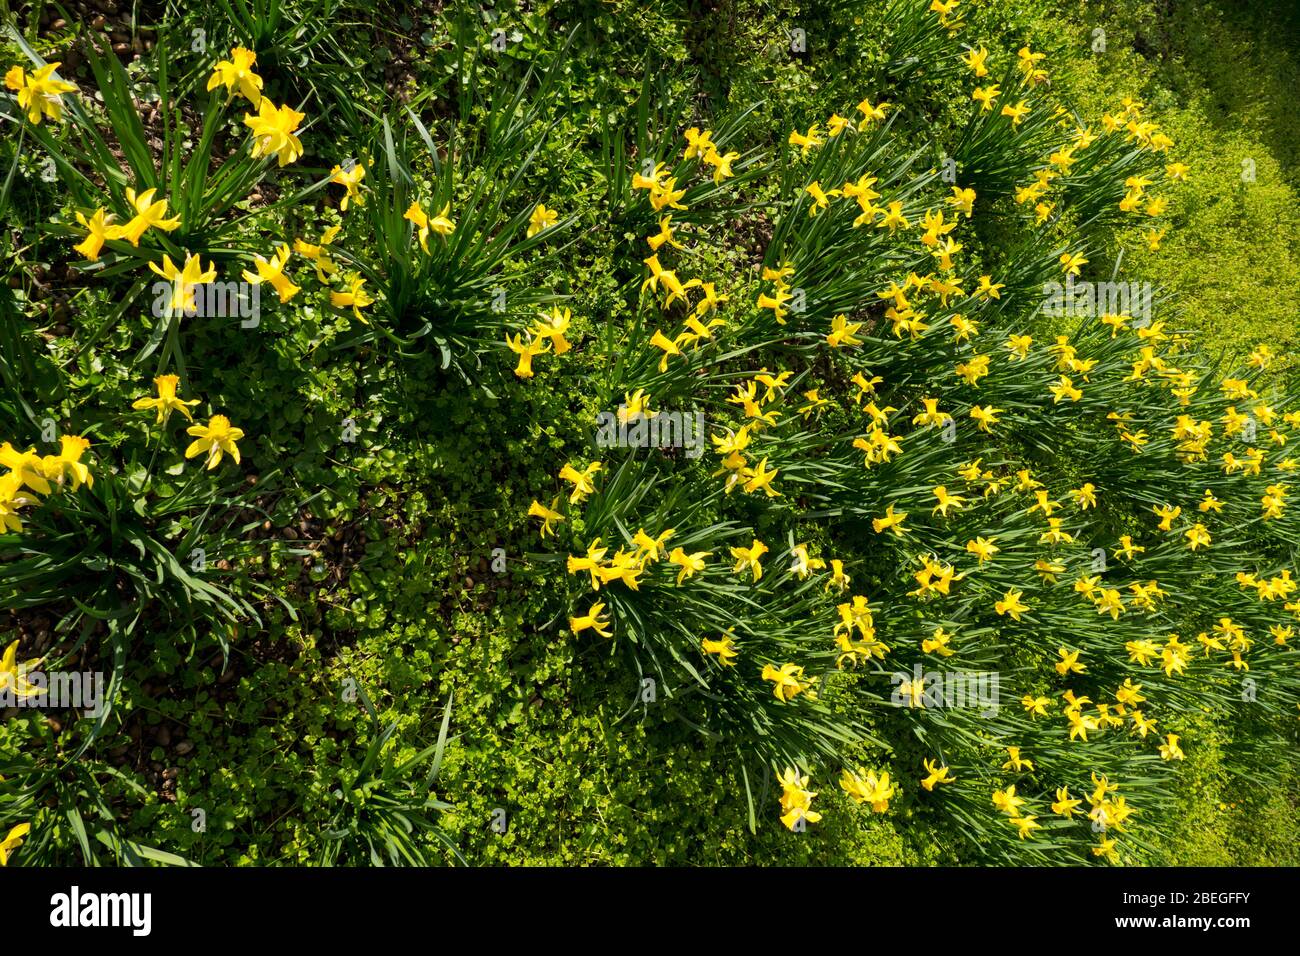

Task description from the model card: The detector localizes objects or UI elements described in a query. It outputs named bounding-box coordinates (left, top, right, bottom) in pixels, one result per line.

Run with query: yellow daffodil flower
left=1005, top=332, right=1032, bottom=359
left=1059, top=251, right=1089, bottom=276
left=788, top=124, right=823, bottom=154
left=0, top=443, right=51, bottom=495
left=961, top=45, right=989, bottom=77
left=1, top=639, right=43, bottom=699
left=841, top=768, right=896, bottom=812
left=971, top=84, right=1000, bottom=111
left=922, top=626, right=955, bottom=657
left=131, top=374, right=200, bottom=424
left=619, top=388, right=657, bottom=423
left=789, top=544, right=825, bottom=579
left=40, top=435, right=93, bottom=490
left=871, top=503, right=909, bottom=537
left=856, top=98, right=890, bottom=124
left=965, top=536, right=999, bottom=564
left=701, top=633, right=738, bottom=665
left=566, top=539, right=608, bottom=589
left=329, top=162, right=367, bottom=211
left=991, top=784, right=1024, bottom=816
left=920, top=759, right=955, bottom=791
left=1050, top=375, right=1083, bottom=403
left=527, top=203, right=557, bottom=238
left=0, top=822, right=32, bottom=866
left=528, top=497, right=564, bottom=537
left=762, top=662, right=811, bottom=702
left=691, top=281, right=729, bottom=319
left=742, top=457, right=780, bottom=497
left=778, top=768, right=821, bottom=829
left=804, top=180, right=839, bottom=216
left=730, top=538, right=768, bottom=581
left=184, top=415, right=245, bottom=469
left=570, top=600, right=612, bottom=638
left=683, top=126, right=716, bottom=160
left=73, top=208, right=122, bottom=261
left=1022, top=694, right=1051, bottom=717
left=0, top=472, right=39, bottom=532
left=1000, top=100, right=1030, bottom=126
left=1069, top=483, right=1098, bottom=509
left=668, top=547, right=710, bottom=584
left=647, top=215, right=683, bottom=252
left=702, top=147, right=739, bottom=184
left=330, top=275, right=374, bottom=323
left=5, top=63, right=76, bottom=124
left=1159, top=733, right=1185, bottom=760
left=1011, top=815, right=1041, bottom=840
left=1056, top=647, right=1086, bottom=676
left=995, top=588, right=1028, bottom=621
left=243, top=100, right=306, bottom=166
left=827, top=313, right=864, bottom=347
left=119, top=187, right=181, bottom=247
left=557, top=460, right=601, bottom=504
left=531, top=306, right=572, bottom=355
left=293, top=225, right=342, bottom=283
left=151, top=252, right=218, bottom=314
left=970, top=404, right=1002, bottom=432
left=931, top=485, right=966, bottom=517
left=1185, top=522, right=1211, bottom=550
left=206, top=47, right=263, bottom=105
left=1051, top=787, right=1082, bottom=817
left=242, top=245, right=299, bottom=303
left=649, top=329, right=682, bottom=373
left=878, top=200, right=909, bottom=232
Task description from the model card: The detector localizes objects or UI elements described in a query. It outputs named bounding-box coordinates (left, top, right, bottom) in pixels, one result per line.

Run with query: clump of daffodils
left=0, top=435, right=94, bottom=533
left=518, top=19, right=1298, bottom=861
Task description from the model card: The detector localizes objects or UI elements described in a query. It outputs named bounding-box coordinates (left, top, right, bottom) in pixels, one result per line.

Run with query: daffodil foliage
left=522, top=11, right=1299, bottom=862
